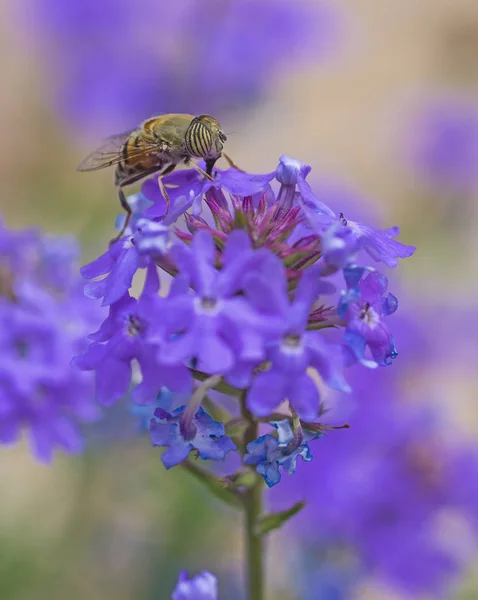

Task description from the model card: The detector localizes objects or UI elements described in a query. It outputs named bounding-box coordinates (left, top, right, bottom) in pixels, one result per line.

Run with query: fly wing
left=77, top=130, right=160, bottom=172
left=77, top=131, right=133, bottom=171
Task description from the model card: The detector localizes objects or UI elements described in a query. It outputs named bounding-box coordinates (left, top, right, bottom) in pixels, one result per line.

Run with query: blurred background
left=1, top=0, right=478, bottom=598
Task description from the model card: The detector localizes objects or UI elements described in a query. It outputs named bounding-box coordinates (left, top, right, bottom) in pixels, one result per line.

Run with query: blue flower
left=150, top=406, right=236, bottom=469
left=128, top=387, right=173, bottom=432
left=244, top=419, right=322, bottom=487
left=339, top=267, right=398, bottom=367
left=172, top=570, right=217, bottom=600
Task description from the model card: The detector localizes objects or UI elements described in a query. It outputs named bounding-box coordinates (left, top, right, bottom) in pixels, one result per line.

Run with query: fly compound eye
left=185, top=119, right=213, bottom=158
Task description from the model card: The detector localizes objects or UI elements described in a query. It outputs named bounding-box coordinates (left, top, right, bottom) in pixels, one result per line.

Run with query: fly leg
left=223, top=152, right=244, bottom=172
left=158, top=176, right=172, bottom=218
left=192, top=163, right=214, bottom=181
left=110, top=187, right=132, bottom=244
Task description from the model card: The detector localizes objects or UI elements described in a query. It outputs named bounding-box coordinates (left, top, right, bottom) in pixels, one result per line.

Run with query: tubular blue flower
left=150, top=406, right=236, bottom=469
left=0, top=222, right=103, bottom=462
left=27, top=0, right=338, bottom=132
left=245, top=266, right=349, bottom=421
left=74, top=265, right=193, bottom=406
left=339, top=267, right=398, bottom=367
left=172, top=570, right=217, bottom=600
left=244, top=419, right=322, bottom=487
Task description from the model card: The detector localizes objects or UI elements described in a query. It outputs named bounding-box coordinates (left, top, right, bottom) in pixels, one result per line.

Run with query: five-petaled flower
left=244, top=419, right=322, bottom=487
left=150, top=406, right=236, bottom=469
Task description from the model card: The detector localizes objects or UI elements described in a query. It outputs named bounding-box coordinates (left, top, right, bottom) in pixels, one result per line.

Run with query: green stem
left=241, top=394, right=265, bottom=600
left=244, top=476, right=264, bottom=600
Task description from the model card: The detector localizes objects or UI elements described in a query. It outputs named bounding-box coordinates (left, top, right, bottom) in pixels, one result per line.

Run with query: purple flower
left=339, top=267, right=398, bottom=367
left=172, top=570, right=217, bottom=600
left=244, top=419, right=322, bottom=487
left=0, top=223, right=103, bottom=462
left=142, top=165, right=276, bottom=220
left=140, top=155, right=414, bottom=272
left=150, top=406, right=236, bottom=469
left=81, top=210, right=171, bottom=306
left=27, top=0, right=338, bottom=132
left=75, top=266, right=193, bottom=406
left=157, top=230, right=270, bottom=375
left=245, top=266, right=349, bottom=421
left=289, top=167, right=415, bottom=269
left=81, top=237, right=142, bottom=307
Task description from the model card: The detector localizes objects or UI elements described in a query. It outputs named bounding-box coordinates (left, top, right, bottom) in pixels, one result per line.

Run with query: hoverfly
left=77, top=113, right=236, bottom=239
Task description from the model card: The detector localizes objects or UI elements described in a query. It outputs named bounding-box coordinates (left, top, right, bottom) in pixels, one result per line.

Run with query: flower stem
left=241, top=393, right=265, bottom=600
left=244, top=476, right=264, bottom=600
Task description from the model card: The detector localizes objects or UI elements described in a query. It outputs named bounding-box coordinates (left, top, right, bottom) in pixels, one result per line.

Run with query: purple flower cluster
left=26, top=0, right=338, bottom=133
left=74, top=155, right=414, bottom=483
left=272, top=309, right=478, bottom=595
left=0, top=220, right=103, bottom=462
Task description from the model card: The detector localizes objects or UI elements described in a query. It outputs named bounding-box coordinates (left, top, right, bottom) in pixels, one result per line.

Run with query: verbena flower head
left=27, top=0, right=338, bottom=132
left=172, top=570, right=217, bottom=600
left=0, top=219, right=103, bottom=462
left=75, top=156, right=414, bottom=483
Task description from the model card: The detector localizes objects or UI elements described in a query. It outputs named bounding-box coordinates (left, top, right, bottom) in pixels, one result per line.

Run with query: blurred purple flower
left=172, top=570, right=217, bottom=600
left=0, top=220, right=103, bottom=462
left=272, top=309, right=478, bottom=595
left=26, top=0, right=339, bottom=133
left=409, top=98, right=478, bottom=193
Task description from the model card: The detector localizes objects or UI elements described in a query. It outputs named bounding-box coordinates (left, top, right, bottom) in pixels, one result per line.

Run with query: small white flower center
left=194, top=296, right=222, bottom=316
left=281, top=333, right=304, bottom=354
left=359, top=303, right=379, bottom=328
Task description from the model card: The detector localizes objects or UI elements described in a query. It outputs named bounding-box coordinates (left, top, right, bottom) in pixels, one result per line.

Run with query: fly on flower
left=77, top=113, right=237, bottom=239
